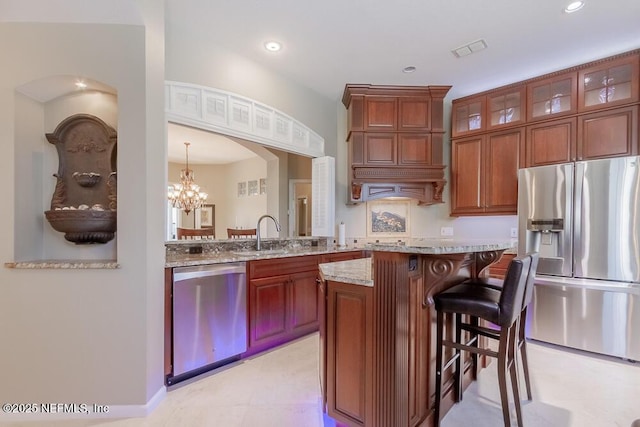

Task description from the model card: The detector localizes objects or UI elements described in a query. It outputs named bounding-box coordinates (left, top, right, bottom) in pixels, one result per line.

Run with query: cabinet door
left=289, top=270, right=320, bottom=334
left=578, top=105, right=638, bottom=160
left=398, top=97, right=430, bottom=130
left=398, top=134, right=432, bottom=165
left=526, top=117, right=577, bottom=167
left=326, top=280, right=373, bottom=426
left=487, top=86, right=526, bottom=130
left=450, top=136, right=484, bottom=215
left=579, top=54, right=640, bottom=112
left=484, top=129, right=524, bottom=214
left=364, top=133, right=397, bottom=165
left=249, top=275, right=289, bottom=349
left=452, top=96, right=485, bottom=137
left=364, top=97, right=397, bottom=131
left=527, top=72, right=577, bottom=120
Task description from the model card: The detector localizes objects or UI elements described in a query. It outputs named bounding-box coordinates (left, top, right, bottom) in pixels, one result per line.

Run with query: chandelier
left=168, top=142, right=208, bottom=215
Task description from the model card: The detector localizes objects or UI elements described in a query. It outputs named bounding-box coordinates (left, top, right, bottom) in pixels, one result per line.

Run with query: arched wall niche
left=13, top=74, right=118, bottom=262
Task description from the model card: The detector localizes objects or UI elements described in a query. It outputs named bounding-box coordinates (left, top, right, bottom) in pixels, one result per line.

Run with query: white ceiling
left=165, top=0, right=640, bottom=102
left=9, top=0, right=640, bottom=163
left=167, top=124, right=257, bottom=165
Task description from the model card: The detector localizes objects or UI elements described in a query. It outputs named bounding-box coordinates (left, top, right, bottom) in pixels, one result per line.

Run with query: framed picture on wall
left=366, top=200, right=411, bottom=237
left=248, top=179, right=258, bottom=196
left=260, top=178, right=267, bottom=194
left=237, top=182, right=246, bottom=197
left=200, top=204, right=215, bottom=228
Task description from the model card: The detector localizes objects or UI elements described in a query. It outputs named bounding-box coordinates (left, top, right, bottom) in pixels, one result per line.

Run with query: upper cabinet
left=579, top=55, right=639, bottom=112
left=487, top=87, right=526, bottom=130
left=452, top=87, right=526, bottom=137
left=343, top=84, right=451, bottom=205
left=450, top=49, right=640, bottom=217
left=452, top=95, right=485, bottom=137
left=527, top=72, right=578, bottom=121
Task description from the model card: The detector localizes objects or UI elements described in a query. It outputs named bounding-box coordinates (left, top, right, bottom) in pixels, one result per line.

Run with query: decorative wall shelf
left=165, top=81, right=325, bottom=158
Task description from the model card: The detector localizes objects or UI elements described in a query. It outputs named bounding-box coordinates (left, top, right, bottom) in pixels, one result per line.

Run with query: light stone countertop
left=319, top=257, right=373, bottom=287
left=364, top=238, right=515, bottom=254
left=5, top=260, right=119, bottom=269
left=318, top=238, right=515, bottom=287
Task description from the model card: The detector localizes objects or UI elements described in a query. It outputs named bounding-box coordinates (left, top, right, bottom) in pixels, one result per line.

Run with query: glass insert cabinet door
left=488, top=90, right=523, bottom=127
left=579, top=56, right=639, bottom=111
left=453, top=99, right=484, bottom=136
left=529, top=74, right=577, bottom=119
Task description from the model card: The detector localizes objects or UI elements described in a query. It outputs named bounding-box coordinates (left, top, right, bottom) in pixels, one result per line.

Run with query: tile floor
left=2, top=333, right=638, bottom=427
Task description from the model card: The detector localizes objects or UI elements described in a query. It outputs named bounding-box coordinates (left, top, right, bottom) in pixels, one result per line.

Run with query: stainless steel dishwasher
left=170, top=262, right=247, bottom=384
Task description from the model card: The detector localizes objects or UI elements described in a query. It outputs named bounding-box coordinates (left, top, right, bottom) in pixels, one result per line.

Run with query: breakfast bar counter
left=317, top=239, right=514, bottom=427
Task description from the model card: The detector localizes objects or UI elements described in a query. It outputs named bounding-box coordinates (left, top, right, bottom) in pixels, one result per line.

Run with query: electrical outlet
left=440, top=227, right=454, bottom=237
left=510, top=227, right=518, bottom=238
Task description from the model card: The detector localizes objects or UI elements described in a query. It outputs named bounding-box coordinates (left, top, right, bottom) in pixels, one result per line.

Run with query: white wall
left=0, top=3, right=166, bottom=415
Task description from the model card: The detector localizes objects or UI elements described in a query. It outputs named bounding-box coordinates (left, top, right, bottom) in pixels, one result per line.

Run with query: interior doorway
left=289, top=179, right=312, bottom=237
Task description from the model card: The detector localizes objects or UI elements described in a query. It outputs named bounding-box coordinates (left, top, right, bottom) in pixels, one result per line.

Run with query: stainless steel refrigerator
left=518, top=156, right=640, bottom=361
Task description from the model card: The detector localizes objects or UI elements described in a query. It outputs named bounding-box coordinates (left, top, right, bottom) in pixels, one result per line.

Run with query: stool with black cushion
left=467, top=252, right=539, bottom=401
left=433, top=254, right=532, bottom=427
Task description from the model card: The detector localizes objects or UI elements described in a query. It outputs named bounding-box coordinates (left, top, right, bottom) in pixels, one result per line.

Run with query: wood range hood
left=342, top=84, right=451, bottom=205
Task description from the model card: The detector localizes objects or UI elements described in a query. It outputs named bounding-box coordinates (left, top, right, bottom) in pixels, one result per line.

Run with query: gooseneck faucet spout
left=256, top=214, right=281, bottom=251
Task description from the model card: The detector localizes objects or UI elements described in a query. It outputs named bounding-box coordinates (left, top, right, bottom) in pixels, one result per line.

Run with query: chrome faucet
left=256, top=214, right=281, bottom=250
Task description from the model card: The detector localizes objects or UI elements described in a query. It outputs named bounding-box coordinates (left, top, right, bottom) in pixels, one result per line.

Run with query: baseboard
left=0, top=386, right=166, bottom=421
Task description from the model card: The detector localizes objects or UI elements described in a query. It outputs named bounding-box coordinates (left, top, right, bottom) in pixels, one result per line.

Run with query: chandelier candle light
left=168, top=142, right=208, bottom=215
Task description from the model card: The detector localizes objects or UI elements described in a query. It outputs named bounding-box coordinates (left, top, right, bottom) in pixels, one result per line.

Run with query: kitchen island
left=318, top=239, right=514, bottom=427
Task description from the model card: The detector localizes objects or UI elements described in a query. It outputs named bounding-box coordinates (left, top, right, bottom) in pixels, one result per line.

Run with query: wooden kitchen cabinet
left=249, top=274, right=289, bottom=348
left=526, top=117, right=577, bottom=166
left=318, top=250, right=369, bottom=411
left=451, top=128, right=524, bottom=216
left=452, top=95, right=485, bottom=137
left=527, top=72, right=578, bottom=121
left=451, top=49, right=640, bottom=215
left=326, top=279, right=374, bottom=426
left=578, top=105, right=638, bottom=160
left=343, top=84, right=451, bottom=205
left=578, top=54, right=639, bottom=112
left=487, top=86, right=526, bottom=130
left=247, top=255, right=320, bottom=354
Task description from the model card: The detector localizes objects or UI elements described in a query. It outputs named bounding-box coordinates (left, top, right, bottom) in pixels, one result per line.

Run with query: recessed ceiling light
left=75, top=81, right=87, bottom=89
left=403, top=66, right=416, bottom=73
left=264, top=41, right=282, bottom=52
left=564, top=1, right=585, bottom=13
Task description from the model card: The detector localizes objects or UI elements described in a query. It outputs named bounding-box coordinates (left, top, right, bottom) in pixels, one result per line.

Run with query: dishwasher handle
left=173, top=263, right=246, bottom=282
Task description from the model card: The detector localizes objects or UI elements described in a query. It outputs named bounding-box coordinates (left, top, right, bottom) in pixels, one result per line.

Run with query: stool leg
left=497, top=328, right=512, bottom=427
left=519, top=308, right=533, bottom=400
left=434, top=309, right=444, bottom=427
left=455, top=313, right=463, bottom=402
left=509, top=323, right=524, bottom=427
left=470, top=315, right=479, bottom=381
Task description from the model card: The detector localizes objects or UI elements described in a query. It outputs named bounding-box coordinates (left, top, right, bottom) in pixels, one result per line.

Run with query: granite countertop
left=165, top=244, right=367, bottom=268
left=364, top=238, right=515, bottom=254
left=319, top=258, right=373, bottom=287
left=165, top=237, right=515, bottom=268
left=317, top=239, right=514, bottom=287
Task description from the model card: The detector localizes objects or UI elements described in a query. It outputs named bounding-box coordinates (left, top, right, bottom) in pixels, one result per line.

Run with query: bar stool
left=433, top=254, right=532, bottom=427
left=467, top=252, right=539, bottom=400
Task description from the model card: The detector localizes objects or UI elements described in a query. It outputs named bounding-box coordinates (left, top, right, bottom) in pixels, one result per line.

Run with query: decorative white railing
left=165, top=81, right=325, bottom=158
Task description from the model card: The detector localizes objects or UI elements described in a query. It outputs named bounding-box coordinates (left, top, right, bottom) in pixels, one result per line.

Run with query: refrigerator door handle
left=573, top=161, right=585, bottom=277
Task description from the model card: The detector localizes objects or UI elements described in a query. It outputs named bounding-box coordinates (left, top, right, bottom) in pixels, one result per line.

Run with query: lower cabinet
left=247, top=255, right=320, bottom=354
left=326, top=280, right=374, bottom=426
